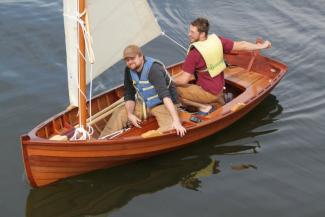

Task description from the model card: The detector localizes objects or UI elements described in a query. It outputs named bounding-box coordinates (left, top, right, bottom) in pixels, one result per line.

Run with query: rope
left=64, top=6, right=95, bottom=140
left=161, top=31, right=187, bottom=51
left=153, top=16, right=187, bottom=51
left=99, top=128, right=130, bottom=140
left=71, top=125, right=94, bottom=140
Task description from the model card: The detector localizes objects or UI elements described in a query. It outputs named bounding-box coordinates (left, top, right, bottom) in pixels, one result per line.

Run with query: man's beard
left=190, top=37, right=199, bottom=44
left=130, top=62, right=143, bottom=72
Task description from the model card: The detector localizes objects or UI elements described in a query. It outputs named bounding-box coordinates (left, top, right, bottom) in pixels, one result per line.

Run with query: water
left=1, top=0, right=325, bottom=216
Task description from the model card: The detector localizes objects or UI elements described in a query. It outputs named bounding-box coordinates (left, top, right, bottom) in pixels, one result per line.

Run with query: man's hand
left=128, top=114, right=142, bottom=128
left=172, top=120, right=187, bottom=137
left=260, top=40, right=272, bottom=49
left=173, top=71, right=194, bottom=86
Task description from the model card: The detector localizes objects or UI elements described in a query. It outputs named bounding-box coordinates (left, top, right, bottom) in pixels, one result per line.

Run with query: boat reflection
left=26, top=145, right=258, bottom=217
left=26, top=94, right=282, bottom=217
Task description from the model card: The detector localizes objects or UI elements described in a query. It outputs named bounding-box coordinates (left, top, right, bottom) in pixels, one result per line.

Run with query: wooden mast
left=78, top=0, right=87, bottom=128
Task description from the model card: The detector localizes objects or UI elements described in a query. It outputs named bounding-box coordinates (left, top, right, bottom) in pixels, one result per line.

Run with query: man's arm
left=232, top=40, right=271, bottom=51
left=162, top=97, right=186, bottom=137
left=173, top=71, right=195, bottom=86
left=148, top=63, right=186, bottom=136
left=123, top=68, right=141, bottom=127
left=124, top=68, right=136, bottom=101
left=125, top=100, right=142, bottom=128
left=173, top=48, right=198, bottom=86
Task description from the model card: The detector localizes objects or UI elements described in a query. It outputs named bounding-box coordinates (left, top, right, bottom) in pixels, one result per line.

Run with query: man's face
left=188, top=25, right=202, bottom=43
left=124, top=54, right=144, bottom=72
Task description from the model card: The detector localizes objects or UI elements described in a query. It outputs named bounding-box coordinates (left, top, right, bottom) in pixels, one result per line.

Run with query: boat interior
left=31, top=52, right=286, bottom=141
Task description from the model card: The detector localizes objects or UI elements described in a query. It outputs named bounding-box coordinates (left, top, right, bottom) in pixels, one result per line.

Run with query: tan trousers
left=177, top=84, right=225, bottom=108
left=100, top=101, right=177, bottom=137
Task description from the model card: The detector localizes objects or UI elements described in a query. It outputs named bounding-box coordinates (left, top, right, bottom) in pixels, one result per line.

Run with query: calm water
left=1, top=0, right=325, bottom=216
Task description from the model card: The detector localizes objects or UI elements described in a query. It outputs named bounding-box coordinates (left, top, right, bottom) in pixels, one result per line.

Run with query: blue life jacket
left=129, top=57, right=163, bottom=108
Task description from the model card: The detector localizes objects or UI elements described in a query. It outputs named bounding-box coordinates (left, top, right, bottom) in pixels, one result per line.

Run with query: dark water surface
left=1, top=0, right=325, bottom=216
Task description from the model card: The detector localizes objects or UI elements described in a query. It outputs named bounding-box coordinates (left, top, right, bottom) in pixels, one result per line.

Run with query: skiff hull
left=21, top=51, right=287, bottom=187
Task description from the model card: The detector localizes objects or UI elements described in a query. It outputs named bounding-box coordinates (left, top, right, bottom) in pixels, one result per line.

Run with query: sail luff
left=63, top=0, right=78, bottom=106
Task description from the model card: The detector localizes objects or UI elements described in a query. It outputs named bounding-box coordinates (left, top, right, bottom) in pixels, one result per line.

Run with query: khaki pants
left=177, top=84, right=225, bottom=108
left=100, top=101, right=177, bottom=137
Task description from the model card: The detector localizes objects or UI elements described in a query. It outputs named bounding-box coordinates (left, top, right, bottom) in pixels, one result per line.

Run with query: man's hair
left=191, top=17, right=209, bottom=36
left=123, top=44, right=143, bottom=59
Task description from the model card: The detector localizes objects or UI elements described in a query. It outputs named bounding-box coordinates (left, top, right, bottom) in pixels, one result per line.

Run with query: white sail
left=63, top=0, right=78, bottom=106
left=63, top=0, right=162, bottom=106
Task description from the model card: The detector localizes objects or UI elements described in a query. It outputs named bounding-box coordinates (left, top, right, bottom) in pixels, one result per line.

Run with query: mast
left=78, top=0, right=87, bottom=128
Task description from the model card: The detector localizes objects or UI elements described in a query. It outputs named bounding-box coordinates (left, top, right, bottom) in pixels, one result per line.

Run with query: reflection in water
left=210, top=94, right=283, bottom=146
left=231, top=164, right=258, bottom=171
left=180, top=160, right=220, bottom=191
left=26, top=146, right=257, bottom=217
left=26, top=95, right=282, bottom=217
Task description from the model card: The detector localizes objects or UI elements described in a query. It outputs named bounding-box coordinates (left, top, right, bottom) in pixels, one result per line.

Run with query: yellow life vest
left=188, top=34, right=226, bottom=78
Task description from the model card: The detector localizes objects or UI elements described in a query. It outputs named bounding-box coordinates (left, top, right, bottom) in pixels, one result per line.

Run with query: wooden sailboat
left=21, top=0, right=288, bottom=187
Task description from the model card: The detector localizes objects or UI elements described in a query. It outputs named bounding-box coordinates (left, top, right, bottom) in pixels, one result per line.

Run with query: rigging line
left=75, top=38, right=95, bottom=139
left=88, top=63, right=93, bottom=123
left=77, top=9, right=95, bottom=138
left=64, top=10, right=95, bottom=140
left=71, top=0, right=89, bottom=140
left=64, top=12, right=95, bottom=63
left=161, top=31, right=187, bottom=52
left=153, top=16, right=187, bottom=52
left=64, top=12, right=95, bottom=89
left=77, top=47, right=95, bottom=124
left=74, top=44, right=94, bottom=128
left=71, top=125, right=94, bottom=140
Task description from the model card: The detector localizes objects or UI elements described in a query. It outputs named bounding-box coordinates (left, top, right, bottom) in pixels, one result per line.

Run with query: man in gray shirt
left=100, top=45, right=186, bottom=138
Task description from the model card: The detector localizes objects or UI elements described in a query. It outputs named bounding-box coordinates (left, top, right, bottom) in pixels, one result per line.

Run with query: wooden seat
left=224, top=67, right=266, bottom=89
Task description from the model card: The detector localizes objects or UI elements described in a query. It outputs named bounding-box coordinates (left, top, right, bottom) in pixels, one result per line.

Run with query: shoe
left=195, top=105, right=216, bottom=116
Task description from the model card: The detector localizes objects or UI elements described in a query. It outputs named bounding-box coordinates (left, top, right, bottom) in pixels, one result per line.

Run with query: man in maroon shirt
left=174, top=17, right=271, bottom=115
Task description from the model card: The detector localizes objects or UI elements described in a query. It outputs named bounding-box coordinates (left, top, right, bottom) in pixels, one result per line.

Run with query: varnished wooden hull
left=21, top=51, right=287, bottom=187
